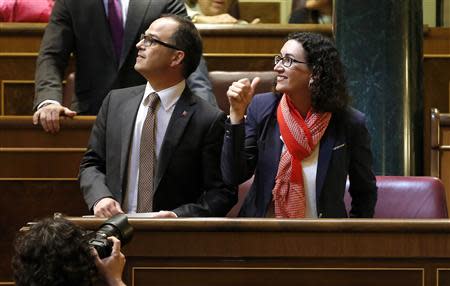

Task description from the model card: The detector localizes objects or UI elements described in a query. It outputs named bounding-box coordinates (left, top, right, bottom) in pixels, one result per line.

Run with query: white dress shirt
left=103, top=0, right=129, bottom=27
left=125, top=80, right=186, bottom=213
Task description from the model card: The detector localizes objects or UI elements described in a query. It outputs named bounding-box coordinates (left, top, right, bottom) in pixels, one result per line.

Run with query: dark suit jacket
left=34, top=0, right=215, bottom=114
left=221, top=92, right=377, bottom=218
left=80, top=84, right=236, bottom=217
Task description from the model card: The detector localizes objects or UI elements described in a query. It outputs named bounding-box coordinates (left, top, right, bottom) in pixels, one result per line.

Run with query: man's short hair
left=165, top=14, right=203, bottom=79
left=12, top=217, right=96, bottom=286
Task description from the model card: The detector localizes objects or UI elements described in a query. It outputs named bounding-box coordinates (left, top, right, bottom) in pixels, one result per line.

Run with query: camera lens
left=88, top=214, right=133, bottom=258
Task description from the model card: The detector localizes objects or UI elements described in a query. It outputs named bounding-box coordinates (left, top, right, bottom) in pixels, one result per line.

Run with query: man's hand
left=94, top=198, right=124, bottom=218
left=32, top=103, right=77, bottom=133
left=146, top=211, right=178, bottom=218
left=227, top=77, right=260, bottom=124
left=93, top=237, right=126, bottom=286
left=196, top=13, right=238, bottom=24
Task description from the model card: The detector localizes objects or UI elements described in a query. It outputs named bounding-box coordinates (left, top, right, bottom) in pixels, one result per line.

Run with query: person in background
left=185, top=0, right=260, bottom=24
left=80, top=15, right=236, bottom=218
left=12, top=217, right=126, bottom=286
left=0, top=0, right=54, bottom=22
left=221, top=32, right=377, bottom=218
left=289, top=0, right=332, bottom=24
left=32, top=0, right=216, bottom=134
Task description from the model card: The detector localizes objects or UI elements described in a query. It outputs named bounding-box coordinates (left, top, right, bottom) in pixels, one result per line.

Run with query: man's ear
left=171, top=50, right=185, bottom=67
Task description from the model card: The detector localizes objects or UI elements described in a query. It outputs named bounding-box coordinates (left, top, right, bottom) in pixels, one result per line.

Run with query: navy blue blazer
left=221, top=92, right=377, bottom=218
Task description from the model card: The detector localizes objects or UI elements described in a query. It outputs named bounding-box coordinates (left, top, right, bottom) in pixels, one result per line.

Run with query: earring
left=308, top=77, right=314, bottom=88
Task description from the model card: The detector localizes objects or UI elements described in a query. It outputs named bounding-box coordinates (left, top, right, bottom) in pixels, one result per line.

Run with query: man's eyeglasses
left=139, top=34, right=181, bottom=51
left=274, top=55, right=308, bottom=68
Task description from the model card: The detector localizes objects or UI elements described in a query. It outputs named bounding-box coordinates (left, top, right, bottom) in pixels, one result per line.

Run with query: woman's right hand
left=227, top=77, right=260, bottom=124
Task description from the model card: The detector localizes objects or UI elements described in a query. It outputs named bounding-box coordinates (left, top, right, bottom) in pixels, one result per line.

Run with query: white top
left=125, top=80, right=185, bottom=213
left=280, top=138, right=319, bottom=218
left=103, top=0, right=129, bottom=27
left=301, top=142, right=319, bottom=218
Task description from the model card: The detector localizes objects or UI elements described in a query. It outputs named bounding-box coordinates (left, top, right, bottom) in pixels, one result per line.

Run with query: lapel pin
left=181, top=110, right=188, bottom=117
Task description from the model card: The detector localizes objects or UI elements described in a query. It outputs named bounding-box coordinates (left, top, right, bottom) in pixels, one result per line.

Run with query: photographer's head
left=12, top=218, right=96, bottom=286
left=12, top=217, right=127, bottom=286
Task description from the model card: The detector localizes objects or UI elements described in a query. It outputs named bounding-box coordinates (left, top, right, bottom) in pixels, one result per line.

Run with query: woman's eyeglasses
left=274, top=55, right=308, bottom=68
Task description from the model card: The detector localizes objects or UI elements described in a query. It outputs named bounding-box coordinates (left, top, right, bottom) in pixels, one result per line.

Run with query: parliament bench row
left=0, top=174, right=447, bottom=282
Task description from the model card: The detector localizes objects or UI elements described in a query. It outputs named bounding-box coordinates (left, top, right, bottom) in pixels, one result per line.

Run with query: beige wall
left=444, top=0, right=450, bottom=26
left=423, top=0, right=436, bottom=27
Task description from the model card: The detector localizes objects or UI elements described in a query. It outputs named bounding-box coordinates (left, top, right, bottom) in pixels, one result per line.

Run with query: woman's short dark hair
left=164, top=14, right=203, bottom=79
left=12, top=218, right=97, bottom=286
left=287, top=32, right=349, bottom=112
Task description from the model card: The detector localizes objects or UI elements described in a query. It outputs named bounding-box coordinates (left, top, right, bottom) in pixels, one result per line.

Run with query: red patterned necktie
left=108, top=0, right=124, bottom=61
left=137, top=92, right=160, bottom=212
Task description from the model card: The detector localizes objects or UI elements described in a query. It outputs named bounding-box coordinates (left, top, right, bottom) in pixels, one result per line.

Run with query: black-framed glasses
left=274, top=55, right=308, bottom=68
left=139, top=34, right=181, bottom=51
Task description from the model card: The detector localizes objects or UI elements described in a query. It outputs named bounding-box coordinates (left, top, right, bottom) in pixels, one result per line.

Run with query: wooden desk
left=0, top=116, right=93, bottom=281
left=0, top=23, right=331, bottom=115
left=0, top=180, right=87, bottom=283
left=0, top=23, right=332, bottom=53
left=0, top=115, right=94, bottom=178
left=59, top=218, right=450, bottom=286
left=430, top=109, right=450, bottom=211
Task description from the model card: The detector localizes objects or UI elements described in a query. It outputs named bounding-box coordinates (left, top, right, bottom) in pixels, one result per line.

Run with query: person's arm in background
left=32, top=0, right=76, bottom=133
left=187, top=57, right=217, bottom=107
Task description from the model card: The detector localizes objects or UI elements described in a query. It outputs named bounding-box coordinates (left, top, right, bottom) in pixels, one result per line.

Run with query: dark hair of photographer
left=287, top=32, right=349, bottom=113
left=12, top=218, right=96, bottom=286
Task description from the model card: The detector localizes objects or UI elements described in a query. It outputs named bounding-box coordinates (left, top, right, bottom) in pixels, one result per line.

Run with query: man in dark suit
left=80, top=15, right=236, bottom=218
left=32, top=0, right=216, bottom=133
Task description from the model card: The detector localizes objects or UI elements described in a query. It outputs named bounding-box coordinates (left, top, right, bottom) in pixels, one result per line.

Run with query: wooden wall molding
left=58, top=218, right=450, bottom=286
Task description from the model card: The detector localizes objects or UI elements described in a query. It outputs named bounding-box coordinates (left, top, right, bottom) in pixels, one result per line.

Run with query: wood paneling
left=0, top=23, right=45, bottom=53
left=424, top=27, right=450, bottom=54
left=0, top=180, right=86, bottom=282
left=423, top=57, right=450, bottom=175
left=0, top=23, right=332, bottom=115
left=133, top=267, right=423, bottom=286
left=0, top=116, right=93, bottom=178
left=60, top=218, right=450, bottom=286
left=430, top=109, right=450, bottom=211
left=2, top=80, right=34, bottom=115
left=422, top=29, right=450, bottom=175
left=239, top=3, right=281, bottom=23
left=0, top=116, right=93, bottom=282
left=437, top=269, right=450, bottom=286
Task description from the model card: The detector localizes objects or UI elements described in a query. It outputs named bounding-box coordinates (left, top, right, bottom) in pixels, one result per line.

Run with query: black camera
left=88, top=214, right=133, bottom=259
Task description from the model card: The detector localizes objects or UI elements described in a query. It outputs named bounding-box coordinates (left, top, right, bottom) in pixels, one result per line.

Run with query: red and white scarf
left=272, top=94, right=331, bottom=218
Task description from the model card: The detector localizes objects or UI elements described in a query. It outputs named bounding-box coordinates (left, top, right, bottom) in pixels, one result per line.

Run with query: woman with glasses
left=221, top=32, right=377, bottom=218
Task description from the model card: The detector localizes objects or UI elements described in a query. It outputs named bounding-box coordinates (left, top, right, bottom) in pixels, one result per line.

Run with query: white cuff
left=37, top=100, right=61, bottom=110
